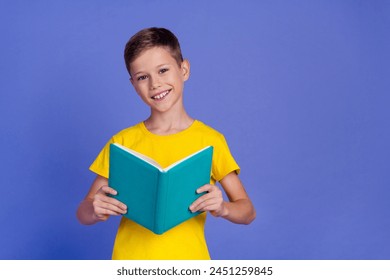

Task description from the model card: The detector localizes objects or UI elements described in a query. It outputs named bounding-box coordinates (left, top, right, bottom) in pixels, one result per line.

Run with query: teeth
left=152, top=90, right=169, bottom=100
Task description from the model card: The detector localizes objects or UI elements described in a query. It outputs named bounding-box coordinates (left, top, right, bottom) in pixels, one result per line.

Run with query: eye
left=159, top=68, right=169, bottom=74
left=137, top=75, right=148, bottom=81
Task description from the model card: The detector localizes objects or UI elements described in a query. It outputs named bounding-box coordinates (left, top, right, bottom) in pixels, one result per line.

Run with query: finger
left=192, top=191, right=217, bottom=206
left=190, top=192, right=212, bottom=210
left=97, top=194, right=127, bottom=210
left=95, top=202, right=127, bottom=216
left=193, top=200, right=221, bottom=213
left=196, top=184, right=215, bottom=194
left=196, top=184, right=217, bottom=193
left=199, top=202, right=221, bottom=212
left=95, top=208, right=119, bottom=217
left=190, top=196, right=222, bottom=213
left=98, top=185, right=118, bottom=196
left=192, top=187, right=222, bottom=205
left=93, top=197, right=127, bottom=215
left=95, top=208, right=122, bottom=219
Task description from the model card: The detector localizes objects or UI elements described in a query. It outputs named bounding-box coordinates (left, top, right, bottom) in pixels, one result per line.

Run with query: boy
left=76, top=27, right=255, bottom=260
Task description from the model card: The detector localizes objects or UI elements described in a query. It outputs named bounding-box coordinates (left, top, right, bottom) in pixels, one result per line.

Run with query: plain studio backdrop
left=0, top=0, right=389, bottom=260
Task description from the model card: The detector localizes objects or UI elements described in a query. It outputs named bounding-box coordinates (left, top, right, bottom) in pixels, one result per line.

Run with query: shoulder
left=110, top=122, right=144, bottom=143
left=194, top=120, right=225, bottom=138
left=190, top=120, right=230, bottom=148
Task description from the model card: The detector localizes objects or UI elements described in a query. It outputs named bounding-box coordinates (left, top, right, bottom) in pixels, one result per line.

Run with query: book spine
left=154, top=171, right=169, bottom=234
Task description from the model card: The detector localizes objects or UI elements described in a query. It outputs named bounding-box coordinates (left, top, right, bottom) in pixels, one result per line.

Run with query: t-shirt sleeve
left=211, top=134, right=240, bottom=182
left=89, top=137, right=114, bottom=179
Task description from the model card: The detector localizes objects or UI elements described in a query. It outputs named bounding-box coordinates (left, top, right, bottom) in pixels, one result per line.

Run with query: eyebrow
left=132, top=64, right=171, bottom=77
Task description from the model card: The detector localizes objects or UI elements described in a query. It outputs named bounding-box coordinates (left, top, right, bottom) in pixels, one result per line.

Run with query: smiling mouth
left=151, top=89, right=171, bottom=100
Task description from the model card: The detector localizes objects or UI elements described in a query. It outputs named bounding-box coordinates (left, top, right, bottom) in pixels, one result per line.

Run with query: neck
left=145, top=109, right=194, bottom=135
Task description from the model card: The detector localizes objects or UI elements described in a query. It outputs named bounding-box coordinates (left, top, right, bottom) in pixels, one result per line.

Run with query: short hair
left=124, top=27, right=184, bottom=75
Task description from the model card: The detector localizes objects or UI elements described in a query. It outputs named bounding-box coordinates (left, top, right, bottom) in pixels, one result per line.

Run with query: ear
left=181, top=59, right=190, bottom=81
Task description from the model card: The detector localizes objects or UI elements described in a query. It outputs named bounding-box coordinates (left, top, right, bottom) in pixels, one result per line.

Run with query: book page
left=164, top=146, right=212, bottom=171
left=112, top=143, right=163, bottom=171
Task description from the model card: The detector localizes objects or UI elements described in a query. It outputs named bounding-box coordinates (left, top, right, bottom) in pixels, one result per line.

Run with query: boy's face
left=129, top=47, right=190, bottom=114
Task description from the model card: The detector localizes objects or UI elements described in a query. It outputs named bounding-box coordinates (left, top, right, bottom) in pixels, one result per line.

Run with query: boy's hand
left=189, top=184, right=228, bottom=217
left=92, top=185, right=127, bottom=222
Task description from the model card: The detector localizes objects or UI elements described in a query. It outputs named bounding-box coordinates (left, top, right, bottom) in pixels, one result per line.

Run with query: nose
left=149, top=75, right=161, bottom=90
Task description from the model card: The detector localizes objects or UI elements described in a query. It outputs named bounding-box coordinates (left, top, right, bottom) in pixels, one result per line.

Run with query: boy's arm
left=189, top=172, right=256, bottom=224
left=76, top=175, right=127, bottom=225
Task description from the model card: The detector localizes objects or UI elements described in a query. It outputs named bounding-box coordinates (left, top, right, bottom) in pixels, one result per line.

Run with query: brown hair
left=124, top=27, right=184, bottom=75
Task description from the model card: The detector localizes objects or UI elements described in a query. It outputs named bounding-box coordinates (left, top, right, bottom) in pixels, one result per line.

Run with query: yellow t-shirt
left=89, top=120, right=240, bottom=260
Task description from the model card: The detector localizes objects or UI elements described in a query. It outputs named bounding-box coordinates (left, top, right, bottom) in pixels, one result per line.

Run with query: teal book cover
left=108, top=143, right=213, bottom=235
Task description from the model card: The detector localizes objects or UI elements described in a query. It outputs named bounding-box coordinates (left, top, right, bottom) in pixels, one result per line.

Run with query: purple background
left=1, top=1, right=389, bottom=259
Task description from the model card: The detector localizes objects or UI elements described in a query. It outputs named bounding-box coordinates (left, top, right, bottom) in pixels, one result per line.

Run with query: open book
left=108, top=143, right=213, bottom=235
